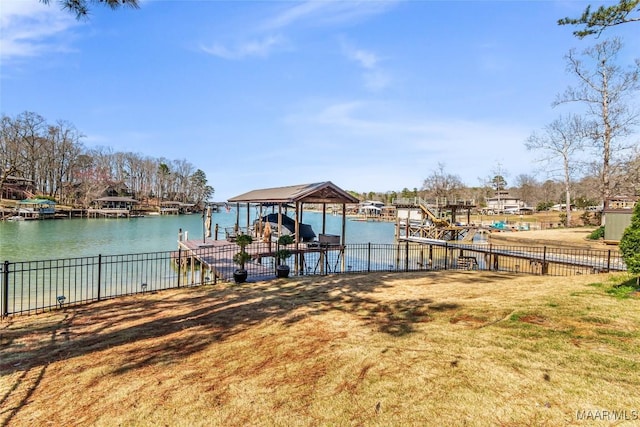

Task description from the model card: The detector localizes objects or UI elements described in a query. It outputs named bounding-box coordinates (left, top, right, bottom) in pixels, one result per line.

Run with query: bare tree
left=172, top=159, right=195, bottom=203
left=554, top=38, right=640, bottom=212
left=1, top=115, right=28, bottom=192
left=43, top=120, right=84, bottom=201
left=613, top=148, right=640, bottom=196
left=512, top=174, right=540, bottom=208
left=526, top=115, right=591, bottom=226
left=421, top=163, right=464, bottom=202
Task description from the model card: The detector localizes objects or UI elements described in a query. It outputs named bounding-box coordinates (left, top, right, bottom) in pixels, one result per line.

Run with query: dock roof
left=227, top=182, right=359, bottom=205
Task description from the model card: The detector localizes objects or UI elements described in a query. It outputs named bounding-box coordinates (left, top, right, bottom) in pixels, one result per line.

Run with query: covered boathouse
left=177, top=182, right=359, bottom=282
left=227, top=181, right=360, bottom=246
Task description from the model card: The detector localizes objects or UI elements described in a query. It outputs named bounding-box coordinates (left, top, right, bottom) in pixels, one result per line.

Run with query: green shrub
left=588, top=226, right=605, bottom=240
left=619, top=203, right=640, bottom=275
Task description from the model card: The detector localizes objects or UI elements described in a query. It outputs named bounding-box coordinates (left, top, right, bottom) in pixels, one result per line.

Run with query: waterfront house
left=160, top=201, right=196, bottom=215
left=358, top=200, right=384, bottom=215
left=483, top=191, right=526, bottom=214
left=1, top=175, right=36, bottom=200
left=15, top=198, right=56, bottom=219
left=88, top=196, right=139, bottom=218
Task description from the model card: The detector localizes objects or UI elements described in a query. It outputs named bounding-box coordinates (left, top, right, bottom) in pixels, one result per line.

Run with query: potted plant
left=232, top=233, right=253, bottom=283
left=275, top=234, right=295, bottom=278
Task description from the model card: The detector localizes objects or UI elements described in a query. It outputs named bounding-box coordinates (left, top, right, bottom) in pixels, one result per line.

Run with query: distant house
left=15, top=198, right=56, bottom=219
left=1, top=175, right=36, bottom=200
left=358, top=200, right=384, bottom=215
left=102, top=181, right=133, bottom=198
left=88, top=196, right=139, bottom=218
left=159, top=201, right=195, bottom=215
left=550, top=204, right=576, bottom=212
left=607, top=196, right=636, bottom=210
left=604, top=197, right=637, bottom=243
left=483, top=191, right=526, bottom=214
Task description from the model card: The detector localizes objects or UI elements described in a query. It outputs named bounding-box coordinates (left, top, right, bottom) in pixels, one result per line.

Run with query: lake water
left=0, top=210, right=395, bottom=262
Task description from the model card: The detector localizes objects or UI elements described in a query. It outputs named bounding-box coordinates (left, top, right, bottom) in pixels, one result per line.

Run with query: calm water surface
left=0, top=211, right=395, bottom=262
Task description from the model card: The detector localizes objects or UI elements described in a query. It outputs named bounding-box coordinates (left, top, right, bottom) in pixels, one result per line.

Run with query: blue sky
left=1, top=1, right=639, bottom=201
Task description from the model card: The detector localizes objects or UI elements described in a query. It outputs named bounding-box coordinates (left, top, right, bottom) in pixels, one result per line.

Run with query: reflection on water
left=0, top=211, right=395, bottom=262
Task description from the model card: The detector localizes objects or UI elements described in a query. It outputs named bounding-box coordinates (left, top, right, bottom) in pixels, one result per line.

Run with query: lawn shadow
left=0, top=270, right=518, bottom=378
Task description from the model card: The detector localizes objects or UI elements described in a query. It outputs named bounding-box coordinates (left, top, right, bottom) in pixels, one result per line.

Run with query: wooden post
left=235, top=202, right=240, bottom=231
left=341, top=204, right=347, bottom=272
left=245, top=203, right=250, bottom=234
left=322, top=203, right=327, bottom=235
left=295, top=201, right=301, bottom=275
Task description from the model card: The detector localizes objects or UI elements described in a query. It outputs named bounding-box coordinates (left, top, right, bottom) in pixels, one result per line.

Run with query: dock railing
left=1, top=242, right=626, bottom=317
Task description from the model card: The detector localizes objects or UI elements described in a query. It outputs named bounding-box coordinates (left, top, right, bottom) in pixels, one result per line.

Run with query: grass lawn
left=1, top=271, right=639, bottom=426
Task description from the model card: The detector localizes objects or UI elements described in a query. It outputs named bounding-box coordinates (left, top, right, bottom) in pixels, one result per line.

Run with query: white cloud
left=201, top=0, right=399, bottom=62
left=340, top=39, right=390, bottom=91
left=345, top=46, right=378, bottom=69
left=282, top=100, right=533, bottom=190
left=0, top=0, right=78, bottom=62
left=200, top=35, right=287, bottom=60
left=263, top=0, right=400, bottom=31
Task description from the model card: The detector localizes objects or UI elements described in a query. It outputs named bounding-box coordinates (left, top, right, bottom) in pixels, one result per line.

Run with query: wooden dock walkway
left=177, top=238, right=344, bottom=282
left=400, top=236, right=626, bottom=273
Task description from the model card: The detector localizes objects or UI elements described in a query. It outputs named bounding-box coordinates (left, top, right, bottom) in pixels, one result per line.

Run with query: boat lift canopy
left=227, top=181, right=359, bottom=244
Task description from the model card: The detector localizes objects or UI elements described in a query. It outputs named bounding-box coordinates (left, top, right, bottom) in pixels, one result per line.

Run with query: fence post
left=606, top=250, right=611, bottom=273
left=177, top=247, right=182, bottom=288
left=405, top=241, right=409, bottom=272
left=367, top=243, right=371, bottom=273
left=542, top=246, right=547, bottom=275
left=2, top=261, right=9, bottom=317
left=444, top=242, right=449, bottom=270
left=429, top=245, right=433, bottom=269
left=97, top=254, right=102, bottom=301
left=488, top=244, right=492, bottom=271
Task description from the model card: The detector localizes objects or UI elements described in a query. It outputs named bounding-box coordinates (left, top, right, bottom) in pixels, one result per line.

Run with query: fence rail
left=1, top=242, right=626, bottom=317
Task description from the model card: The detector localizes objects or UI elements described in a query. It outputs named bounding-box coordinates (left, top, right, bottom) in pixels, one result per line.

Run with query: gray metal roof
left=227, top=181, right=359, bottom=204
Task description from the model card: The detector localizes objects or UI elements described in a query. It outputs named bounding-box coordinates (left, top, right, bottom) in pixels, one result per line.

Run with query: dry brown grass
left=488, top=227, right=614, bottom=252
left=2, top=271, right=639, bottom=426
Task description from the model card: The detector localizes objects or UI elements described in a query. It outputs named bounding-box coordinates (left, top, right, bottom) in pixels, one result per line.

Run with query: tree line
left=1, top=111, right=214, bottom=208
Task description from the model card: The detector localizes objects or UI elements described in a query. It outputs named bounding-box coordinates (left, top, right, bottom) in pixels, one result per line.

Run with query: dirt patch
left=519, top=314, right=548, bottom=325
left=489, top=227, right=615, bottom=251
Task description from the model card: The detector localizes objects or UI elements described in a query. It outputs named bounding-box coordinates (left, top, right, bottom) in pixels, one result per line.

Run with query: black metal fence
left=1, top=242, right=626, bottom=317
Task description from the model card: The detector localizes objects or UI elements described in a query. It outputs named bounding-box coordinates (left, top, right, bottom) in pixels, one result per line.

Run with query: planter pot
left=276, top=264, right=290, bottom=278
left=233, top=269, right=248, bottom=283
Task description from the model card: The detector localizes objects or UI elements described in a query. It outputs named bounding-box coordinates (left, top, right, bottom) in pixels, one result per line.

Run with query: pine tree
left=619, top=202, right=640, bottom=275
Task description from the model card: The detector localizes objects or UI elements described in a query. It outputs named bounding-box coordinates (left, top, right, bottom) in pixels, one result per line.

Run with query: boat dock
left=177, top=238, right=344, bottom=283
left=400, top=236, right=626, bottom=273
